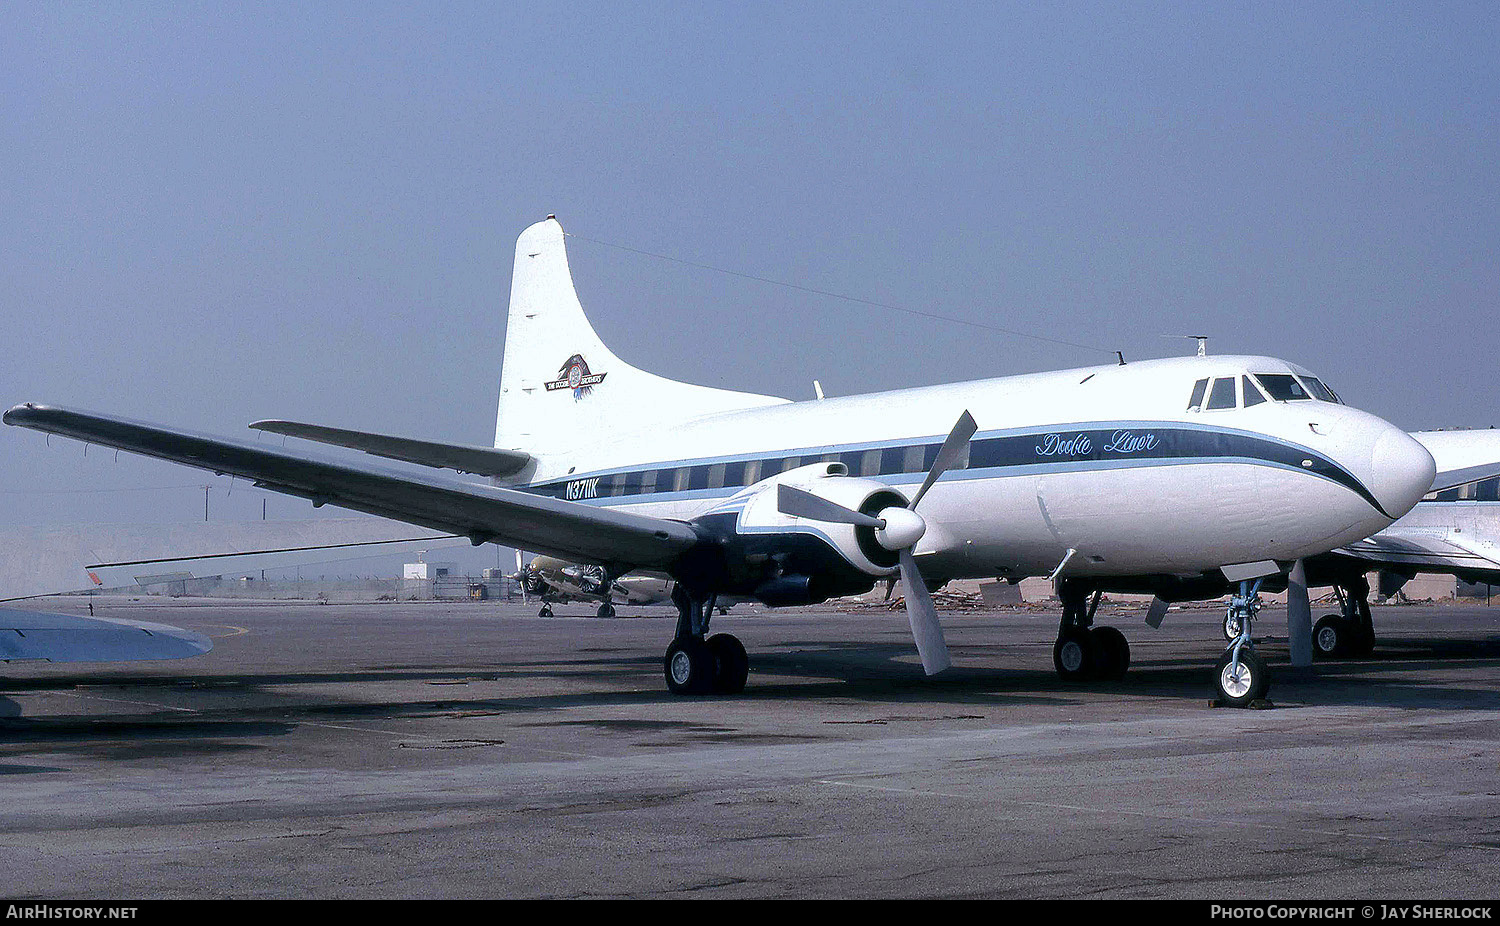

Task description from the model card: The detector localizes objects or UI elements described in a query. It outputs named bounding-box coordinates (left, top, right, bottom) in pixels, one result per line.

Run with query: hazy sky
left=2, top=3, right=1496, bottom=573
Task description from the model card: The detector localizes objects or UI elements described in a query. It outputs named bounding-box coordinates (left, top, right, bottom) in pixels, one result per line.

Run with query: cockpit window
left=1206, top=377, right=1237, bottom=410
left=1242, top=375, right=1267, bottom=407
left=1188, top=378, right=1208, bottom=411
left=1299, top=376, right=1341, bottom=404
left=1254, top=374, right=1312, bottom=401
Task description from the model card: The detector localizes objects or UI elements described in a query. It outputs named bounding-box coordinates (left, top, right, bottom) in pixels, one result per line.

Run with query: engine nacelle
left=689, top=463, right=913, bottom=605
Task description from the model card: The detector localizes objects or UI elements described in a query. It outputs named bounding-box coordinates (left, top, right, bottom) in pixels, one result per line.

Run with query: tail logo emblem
left=545, top=354, right=607, bottom=400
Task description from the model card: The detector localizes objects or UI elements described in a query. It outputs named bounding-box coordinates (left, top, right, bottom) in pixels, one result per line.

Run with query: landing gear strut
left=663, top=585, right=748, bottom=695
left=1215, top=580, right=1271, bottom=707
left=1052, top=580, right=1130, bottom=681
left=1313, top=575, right=1376, bottom=659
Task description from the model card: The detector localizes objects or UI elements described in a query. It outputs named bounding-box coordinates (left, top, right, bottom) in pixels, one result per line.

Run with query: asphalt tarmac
left=3, top=595, right=1500, bottom=899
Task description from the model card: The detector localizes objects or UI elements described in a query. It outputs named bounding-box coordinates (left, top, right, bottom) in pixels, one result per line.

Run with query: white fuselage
left=505, top=354, right=1435, bottom=585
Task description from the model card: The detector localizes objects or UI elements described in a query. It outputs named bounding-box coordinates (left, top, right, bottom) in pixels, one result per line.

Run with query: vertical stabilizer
left=495, top=218, right=788, bottom=456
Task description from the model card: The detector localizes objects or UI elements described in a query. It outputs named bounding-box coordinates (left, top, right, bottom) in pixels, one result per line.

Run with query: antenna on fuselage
left=1163, top=335, right=1210, bottom=357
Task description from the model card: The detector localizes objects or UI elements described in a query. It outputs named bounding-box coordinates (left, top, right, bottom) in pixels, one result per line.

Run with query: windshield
left=1254, top=374, right=1312, bottom=402
left=1300, top=376, right=1341, bottom=403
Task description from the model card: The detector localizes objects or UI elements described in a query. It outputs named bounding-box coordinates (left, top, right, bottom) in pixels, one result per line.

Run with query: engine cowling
left=690, top=463, right=915, bottom=606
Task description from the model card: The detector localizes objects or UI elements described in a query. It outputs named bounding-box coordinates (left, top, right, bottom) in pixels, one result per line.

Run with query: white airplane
left=4, top=217, right=1448, bottom=706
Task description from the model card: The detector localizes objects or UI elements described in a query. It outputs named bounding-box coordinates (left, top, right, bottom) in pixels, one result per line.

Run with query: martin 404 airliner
left=5, top=217, right=1450, bottom=705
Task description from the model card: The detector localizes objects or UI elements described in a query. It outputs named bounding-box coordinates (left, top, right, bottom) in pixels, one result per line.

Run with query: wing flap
left=4, top=404, right=700, bottom=571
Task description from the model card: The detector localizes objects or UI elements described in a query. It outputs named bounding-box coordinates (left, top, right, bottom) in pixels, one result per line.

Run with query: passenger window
left=1254, top=374, right=1311, bottom=401
left=1242, top=376, right=1266, bottom=407
left=1206, top=378, right=1237, bottom=410
left=1188, top=378, right=1209, bottom=411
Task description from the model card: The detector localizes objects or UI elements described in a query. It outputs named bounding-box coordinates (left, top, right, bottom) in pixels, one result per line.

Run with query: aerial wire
left=563, top=232, right=1115, bottom=356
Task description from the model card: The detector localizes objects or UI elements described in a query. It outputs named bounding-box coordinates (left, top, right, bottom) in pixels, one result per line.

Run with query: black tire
left=1214, top=647, right=1270, bottom=707
left=1312, top=615, right=1346, bottom=659
left=538, top=605, right=553, bottom=618
left=1089, top=626, right=1130, bottom=680
left=664, top=637, right=718, bottom=695
left=706, top=633, right=749, bottom=694
left=596, top=602, right=616, bottom=619
left=1223, top=613, right=1244, bottom=642
left=1053, top=630, right=1094, bottom=680
left=1352, top=619, right=1376, bottom=656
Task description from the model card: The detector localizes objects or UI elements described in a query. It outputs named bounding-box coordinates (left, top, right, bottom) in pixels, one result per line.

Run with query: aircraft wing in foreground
left=1, top=608, right=212, bottom=663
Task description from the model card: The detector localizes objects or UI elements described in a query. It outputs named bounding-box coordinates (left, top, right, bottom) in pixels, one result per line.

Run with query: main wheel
left=1089, top=626, right=1130, bottom=680
left=1053, top=630, right=1094, bottom=680
left=664, top=638, right=717, bottom=695
left=1312, top=615, right=1347, bottom=659
left=596, top=602, right=616, bottom=619
left=706, top=633, right=749, bottom=694
left=1214, top=648, right=1270, bottom=707
left=538, top=605, right=553, bottom=618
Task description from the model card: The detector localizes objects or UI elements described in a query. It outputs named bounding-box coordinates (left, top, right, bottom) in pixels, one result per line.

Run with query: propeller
left=776, top=410, right=976, bottom=675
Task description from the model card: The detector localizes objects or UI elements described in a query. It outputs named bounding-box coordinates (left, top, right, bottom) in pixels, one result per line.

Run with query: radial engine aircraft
left=5, top=217, right=1442, bottom=705
left=517, top=553, right=673, bottom=618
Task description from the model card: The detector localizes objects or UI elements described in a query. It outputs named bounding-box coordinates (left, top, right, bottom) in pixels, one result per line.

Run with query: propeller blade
left=777, top=483, right=885, bottom=528
left=909, top=410, right=978, bottom=510
left=899, top=548, right=951, bottom=675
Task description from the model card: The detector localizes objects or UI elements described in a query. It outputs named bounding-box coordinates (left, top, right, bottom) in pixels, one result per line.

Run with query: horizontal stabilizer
left=0, top=608, right=212, bottom=663
left=251, top=420, right=531, bottom=478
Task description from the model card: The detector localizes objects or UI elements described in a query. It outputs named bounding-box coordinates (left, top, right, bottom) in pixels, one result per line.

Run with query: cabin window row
left=564, top=444, right=951, bottom=499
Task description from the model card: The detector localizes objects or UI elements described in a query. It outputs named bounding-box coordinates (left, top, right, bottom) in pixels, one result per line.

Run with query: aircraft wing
left=4, top=404, right=700, bottom=572
left=1335, top=532, right=1500, bottom=574
left=0, top=608, right=212, bottom=663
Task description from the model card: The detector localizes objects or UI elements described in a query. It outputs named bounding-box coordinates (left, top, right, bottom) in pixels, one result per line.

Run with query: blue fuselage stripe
left=520, top=422, right=1385, bottom=516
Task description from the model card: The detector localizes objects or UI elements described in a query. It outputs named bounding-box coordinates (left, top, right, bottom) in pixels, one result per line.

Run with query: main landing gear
left=1313, top=575, right=1376, bottom=659
left=596, top=601, right=617, bottom=619
left=1052, top=580, right=1131, bottom=682
left=1215, top=580, right=1271, bottom=707
left=663, top=586, right=749, bottom=696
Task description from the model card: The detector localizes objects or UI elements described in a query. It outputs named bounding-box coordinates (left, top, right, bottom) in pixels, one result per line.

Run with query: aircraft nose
left=1368, top=427, right=1435, bottom=520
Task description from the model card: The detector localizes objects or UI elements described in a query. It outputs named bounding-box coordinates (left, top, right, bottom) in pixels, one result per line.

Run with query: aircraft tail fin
left=494, top=217, right=787, bottom=458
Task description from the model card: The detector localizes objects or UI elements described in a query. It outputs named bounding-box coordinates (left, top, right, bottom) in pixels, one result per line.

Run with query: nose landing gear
left=1214, top=580, right=1271, bottom=707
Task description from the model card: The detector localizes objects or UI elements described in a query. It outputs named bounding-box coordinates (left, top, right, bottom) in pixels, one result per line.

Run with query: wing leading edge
left=3, top=404, right=700, bottom=572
